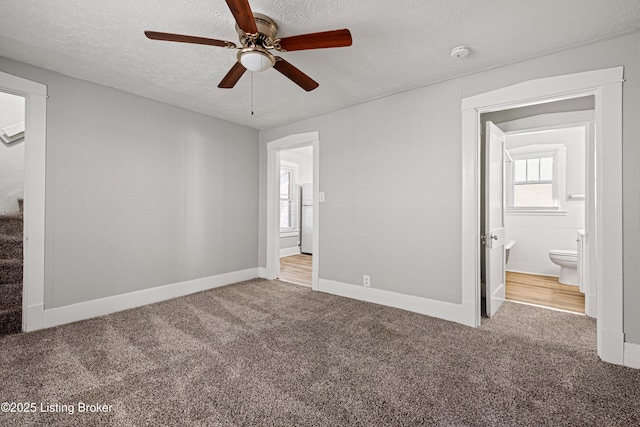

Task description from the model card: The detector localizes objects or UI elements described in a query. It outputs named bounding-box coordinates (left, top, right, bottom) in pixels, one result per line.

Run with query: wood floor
left=279, top=254, right=312, bottom=287
left=505, top=271, right=585, bottom=314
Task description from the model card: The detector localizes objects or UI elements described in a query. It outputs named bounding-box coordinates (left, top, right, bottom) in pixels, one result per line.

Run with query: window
left=513, top=156, right=554, bottom=207
left=280, top=161, right=298, bottom=233
left=506, top=144, right=566, bottom=212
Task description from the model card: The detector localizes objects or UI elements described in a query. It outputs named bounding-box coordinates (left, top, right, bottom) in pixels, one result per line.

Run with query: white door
left=484, top=121, right=506, bottom=317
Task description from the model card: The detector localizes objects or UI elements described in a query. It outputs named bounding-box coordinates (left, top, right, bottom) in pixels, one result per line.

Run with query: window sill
left=280, top=231, right=299, bottom=238
left=506, top=209, right=567, bottom=216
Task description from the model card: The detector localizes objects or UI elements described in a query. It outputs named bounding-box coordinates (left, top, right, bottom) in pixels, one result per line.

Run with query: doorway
left=265, top=131, right=320, bottom=291
left=461, top=66, right=624, bottom=364
left=0, top=70, right=47, bottom=333
left=278, top=146, right=314, bottom=287
left=0, top=91, right=25, bottom=335
left=481, top=101, right=594, bottom=317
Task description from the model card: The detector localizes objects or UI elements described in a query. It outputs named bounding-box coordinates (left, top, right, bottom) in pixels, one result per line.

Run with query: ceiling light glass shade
left=238, top=48, right=275, bottom=72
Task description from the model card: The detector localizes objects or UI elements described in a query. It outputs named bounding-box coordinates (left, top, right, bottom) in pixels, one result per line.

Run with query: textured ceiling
left=0, top=0, right=638, bottom=130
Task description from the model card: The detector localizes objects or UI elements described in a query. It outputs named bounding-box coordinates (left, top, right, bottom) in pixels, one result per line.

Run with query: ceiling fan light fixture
left=238, top=47, right=275, bottom=72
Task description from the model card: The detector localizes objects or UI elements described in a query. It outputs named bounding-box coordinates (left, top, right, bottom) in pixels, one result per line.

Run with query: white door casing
left=484, top=121, right=506, bottom=317
left=461, top=66, right=624, bottom=365
left=265, top=132, right=319, bottom=290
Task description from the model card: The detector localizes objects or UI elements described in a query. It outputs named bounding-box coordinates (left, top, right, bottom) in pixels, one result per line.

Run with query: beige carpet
left=1, top=278, right=639, bottom=426
left=0, top=210, right=23, bottom=336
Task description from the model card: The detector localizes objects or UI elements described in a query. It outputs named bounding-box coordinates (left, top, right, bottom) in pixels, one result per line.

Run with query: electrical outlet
left=363, top=275, right=370, bottom=287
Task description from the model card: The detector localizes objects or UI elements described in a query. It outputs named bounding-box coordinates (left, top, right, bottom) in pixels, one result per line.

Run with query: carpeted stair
left=0, top=199, right=23, bottom=336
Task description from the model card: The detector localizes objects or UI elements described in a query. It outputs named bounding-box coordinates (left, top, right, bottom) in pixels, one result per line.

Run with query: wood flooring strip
left=279, top=254, right=312, bottom=287
left=505, top=271, right=585, bottom=314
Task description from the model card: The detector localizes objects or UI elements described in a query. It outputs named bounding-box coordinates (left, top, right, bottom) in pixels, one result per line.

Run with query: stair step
left=0, top=234, right=23, bottom=259
left=0, top=306, right=21, bottom=335
left=0, top=283, right=22, bottom=311
left=0, top=213, right=23, bottom=237
left=0, top=259, right=23, bottom=285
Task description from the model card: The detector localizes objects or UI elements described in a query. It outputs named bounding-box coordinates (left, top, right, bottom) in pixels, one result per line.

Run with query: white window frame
left=505, top=143, right=566, bottom=215
left=279, top=160, right=299, bottom=235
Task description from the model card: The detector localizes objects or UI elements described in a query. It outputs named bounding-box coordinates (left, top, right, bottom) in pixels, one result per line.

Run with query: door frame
left=265, top=131, right=319, bottom=290
left=461, top=67, right=624, bottom=365
left=0, top=69, right=47, bottom=332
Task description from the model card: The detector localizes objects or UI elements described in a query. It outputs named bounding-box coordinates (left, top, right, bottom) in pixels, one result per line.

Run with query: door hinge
left=481, top=233, right=497, bottom=247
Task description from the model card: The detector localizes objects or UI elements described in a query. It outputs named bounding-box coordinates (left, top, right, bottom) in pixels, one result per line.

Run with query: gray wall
left=0, top=56, right=259, bottom=309
left=0, top=91, right=25, bottom=212
left=259, top=32, right=640, bottom=343
left=261, top=79, right=464, bottom=303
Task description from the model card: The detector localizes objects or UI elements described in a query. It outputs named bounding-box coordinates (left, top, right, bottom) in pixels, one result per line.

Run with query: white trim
left=319, top=279, right=473, bottom=326
left=461, top=66, right=625, bottom=365
left=624, top=343, right=640, bottom=370
left=0, top=71, right=47, bottom=96
left=280, top=246, right=301, bottom=258
left=461, top=67, right=623, bottom=111
left=505, top=209, right=567, bottom=216
left=0, top=69, right=47, bottom=332
left=596, top=79, right=624, bottom=365
left=42, top=268, right=258, bottom=328
left=258, top=267, right=268, bottom=278
left=461, top=108, right=481, bottom=326
left=266, top=132, right=320, bottom=291
left=280, top=231, right=299, bottom=238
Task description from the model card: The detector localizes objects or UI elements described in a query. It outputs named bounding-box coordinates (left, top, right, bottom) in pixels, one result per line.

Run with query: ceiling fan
left=145, top=0, right=352, bottom=92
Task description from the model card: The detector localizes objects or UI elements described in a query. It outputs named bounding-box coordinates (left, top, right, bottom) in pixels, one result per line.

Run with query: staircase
left=0, top=198, right=23, bottom=335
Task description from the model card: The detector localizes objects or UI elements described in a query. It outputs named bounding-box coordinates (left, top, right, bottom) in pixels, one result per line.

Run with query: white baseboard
left=318, top=279, right=466, bottom=326
left=624, top=342, right=640, bottom=369
left=42, top=268, right=259, bottom=329
left=280, top=247, right=301, bottom=258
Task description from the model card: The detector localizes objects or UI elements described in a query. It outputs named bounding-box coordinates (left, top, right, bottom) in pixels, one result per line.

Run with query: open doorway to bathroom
left=0, top=90, right=26, bottom=335
left=481, top=96, right=595, bottom=317
left=277, top=145, right=313, bottom=287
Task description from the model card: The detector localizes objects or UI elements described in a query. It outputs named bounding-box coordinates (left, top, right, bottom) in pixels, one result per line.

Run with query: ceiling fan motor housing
left=235, top=13, right=278, bottom=47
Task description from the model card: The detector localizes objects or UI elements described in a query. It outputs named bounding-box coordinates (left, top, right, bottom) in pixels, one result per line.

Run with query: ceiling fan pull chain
left=251, top=71, right=254, bottom=116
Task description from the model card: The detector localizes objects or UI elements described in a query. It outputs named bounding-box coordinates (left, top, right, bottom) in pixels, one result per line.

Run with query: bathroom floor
left=279, top=254, right=312, bottom=287
left=505, top=271, right=585, bottom=314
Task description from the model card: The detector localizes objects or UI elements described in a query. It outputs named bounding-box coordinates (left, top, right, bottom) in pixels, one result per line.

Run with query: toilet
left=548, top=249, right=578, bottom=285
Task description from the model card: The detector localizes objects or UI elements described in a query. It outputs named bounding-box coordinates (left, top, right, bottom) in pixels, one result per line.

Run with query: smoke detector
left=450, top=46, right=470, bottom=59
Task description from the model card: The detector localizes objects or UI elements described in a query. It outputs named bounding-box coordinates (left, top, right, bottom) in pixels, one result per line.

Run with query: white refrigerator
left=300, top=183, right=313, bottom=254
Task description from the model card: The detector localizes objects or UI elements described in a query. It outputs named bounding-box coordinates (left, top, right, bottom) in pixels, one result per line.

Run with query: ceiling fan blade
left=273, top=58, right=319, bottom=92
left=277, top=29, right=352, bottom=52
left=218, top=62, right=247, bottom=88
left=145, top=31, right=234, bottom=48
left=225, top=0, right=258, bottom=34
